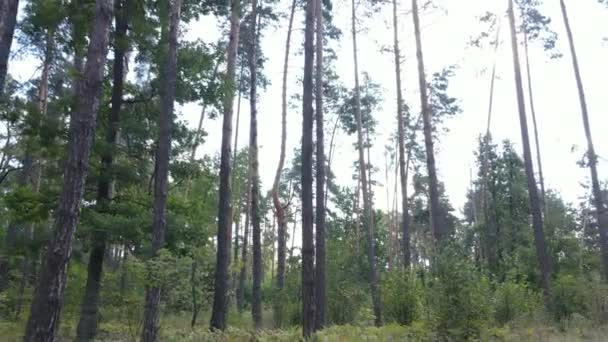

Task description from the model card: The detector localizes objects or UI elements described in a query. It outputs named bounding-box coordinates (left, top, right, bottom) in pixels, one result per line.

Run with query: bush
left=494, top=280, right=541, bottom=325
left=550, top=274, right=587, bottom=322
left=428, top=247, right=494, bottom=340
left=381, top=271, right=421, bottom=325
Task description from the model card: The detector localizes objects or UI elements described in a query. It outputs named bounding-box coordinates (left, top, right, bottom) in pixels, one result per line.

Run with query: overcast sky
left=185, top=0, right=608, bottom=216
left=9, top=0, right=608, bottom=217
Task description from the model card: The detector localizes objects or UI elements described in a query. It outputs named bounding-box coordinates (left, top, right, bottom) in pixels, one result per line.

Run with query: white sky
left=8, top=0, right=608, bottom=217
left=188, top=0, right=608, bottom=215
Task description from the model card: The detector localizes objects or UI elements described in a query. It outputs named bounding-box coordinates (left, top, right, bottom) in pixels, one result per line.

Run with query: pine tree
left=24, top=0, right=113, bottom=339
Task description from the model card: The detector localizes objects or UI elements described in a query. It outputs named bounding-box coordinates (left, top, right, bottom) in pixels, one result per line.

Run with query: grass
left=1, top=312, right=608, bottom=341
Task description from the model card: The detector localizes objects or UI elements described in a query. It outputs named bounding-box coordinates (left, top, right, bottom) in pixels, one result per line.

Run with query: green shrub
left=550, top=273, right=587, bottom=322
left=381, top=270, right=421, bottom=325
left=494, top=280, right=541, bottom=325
left=428, top=247, right=494, bottom=340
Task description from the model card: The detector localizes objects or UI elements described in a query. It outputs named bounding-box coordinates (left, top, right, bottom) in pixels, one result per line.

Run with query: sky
left=186, top=0, right=608, bottom=215
left=8, top=0, right=608, bottom=218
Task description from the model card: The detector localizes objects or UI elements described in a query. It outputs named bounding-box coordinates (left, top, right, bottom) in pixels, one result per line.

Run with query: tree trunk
left=210, top=0, right=240, bottom=330
left=302, top=0, right=316, bottom=335
left=560, top=0, right=608, bottom=280
left=0, top=0, right=18, bottom=96
left=248, top=0, right=263, bottom=329
left=411, top=0, right=444, bottom=243
left=314, top=0, right=326, bottom=330
left=76, top=2, right=128, bottom=340
left=325, top=114, right=341, bottom=208
left=237, top=177, right=251, bottom=314
left=190, top=261, right=200, bottom=328
left=522, top=28, right=546, bottom=214
left=507, top=0, right=551, bottom=296
left=351, top=0, right=382, bottom=326
left=231, top=65, right=244, bottom=304
left=392, top=0, right=411, bottom=269
left=273, top=0, right=295, bottom=324
left=23, top=1, right=113, bottom=340
left=140, top=1, right=181, bottom=341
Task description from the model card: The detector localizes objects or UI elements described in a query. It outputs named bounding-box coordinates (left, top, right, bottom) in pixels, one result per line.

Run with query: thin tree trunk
left=0, top=0, right=18, bottom=96
left=314, top=0, right=326, bottom=330
left=273, top=0, right=295, bottom=309
left=76, top=2, right=128, bottom=339
left=230, top=65, right=244, bottom=306
left=354, top=176, right=361, bottom=255
left=523, top=28, right=546, bottom=214
left=141, top=1, right=180, bottom=341
left=385, top=149, right=394, bottom=270
left=190, top=261, right=200, bottom=328
left=325, top=114, right=340, bottom=208
left=507, top=0, right=551, bottom=296
left=248, top=0, right=263, bottom=329
left=560, top=0, right=608, bottom=280
left=411, top=0, right=444, bottom=243
left=210, top=0, right=240, bottom=330
left=351, top=0, right=382, bottom=326
left=23, top=1, right=113, bottom=340
left=237, top=177, right=251, bottom=314
left=301, top=0, right=316, bottom=335
left=392, top=0, right=411, bottom=269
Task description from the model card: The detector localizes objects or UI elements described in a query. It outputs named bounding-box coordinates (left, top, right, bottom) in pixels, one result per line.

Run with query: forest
left=0, top=0, right=607, bottom=340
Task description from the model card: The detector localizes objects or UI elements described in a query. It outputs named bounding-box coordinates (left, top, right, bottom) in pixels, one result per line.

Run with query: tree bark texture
left=411, top=0, right=445, bottom=243
left=76, top=1, right=129, bottom=340
left=301, top=0, right=316, bottom=335
left=0, top=0, right=18, bottom=96
left=210, top=0, right=240, bottom=330
left=248, top=0, right=263, bottom=329
left=23, top=1, right=113, bottom=340
left=314, top=0, right=326, bottom=330
left=141, top=1, right=181, bottom=341
left=507, top=0, right=551, bottom=296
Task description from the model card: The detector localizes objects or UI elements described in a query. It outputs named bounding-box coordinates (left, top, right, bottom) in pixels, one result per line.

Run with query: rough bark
left=314, top=0, right=326, bottom=330
left=351, top=0, right=382, bottom=326
left=75, top=2, right=128, bottom=340
left=507, top=0, right=551, bottom=296
left=140, top=1, right=180, bottom=341
left=248, top=0, right=263, bottom=329
left=0, top=0, right=18, bottom=96
left=210, top=0, right=240, bottom=330
left=411, top=0, right=444, bottom=243
left=23, top=1, right=113, bottom=340
left=273, top=0, right=296, bottom=322
left=560, top=0, right=608, bottom=280
left=302, top=0, right=316, bottom=335
left=392, top=0, right=411, bottom=269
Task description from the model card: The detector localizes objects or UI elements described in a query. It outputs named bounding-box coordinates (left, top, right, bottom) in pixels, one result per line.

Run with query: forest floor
left=2, top=313, right=608, bottom=341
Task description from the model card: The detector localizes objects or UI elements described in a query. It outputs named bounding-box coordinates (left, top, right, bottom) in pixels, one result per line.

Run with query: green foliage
left=381, top=271, right=421, bottom=325
left=429, top=247, right=494, bottom=340
left=494, top=280, right=541, bottom=325
left=550, top=274, right=589, bottom=322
